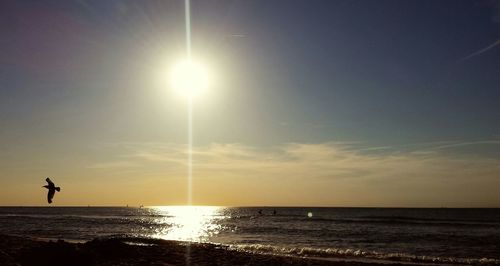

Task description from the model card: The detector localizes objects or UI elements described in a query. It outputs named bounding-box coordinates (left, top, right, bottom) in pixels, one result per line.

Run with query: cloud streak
left=458, top=39, right=500, bottom=62
left=430, top=140, right=500, bottom=150
left=87, top=142, right=500, bottom=206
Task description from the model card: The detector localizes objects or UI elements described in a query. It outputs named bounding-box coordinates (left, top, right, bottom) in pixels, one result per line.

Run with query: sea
left=0, top=206, right=499, bottom=265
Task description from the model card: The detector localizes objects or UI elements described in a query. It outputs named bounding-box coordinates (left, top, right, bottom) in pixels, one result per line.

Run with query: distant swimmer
left=43, top=178, right=61, bottom=204
left=258, top=209, right=263, bottom=215
left=273, top=210, right=277, bottom=215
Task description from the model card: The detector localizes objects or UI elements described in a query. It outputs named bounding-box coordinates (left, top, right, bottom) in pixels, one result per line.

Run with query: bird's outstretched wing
left=46, top=178, right=54, bottom=186
left=47, top=189, right=55, bottom=204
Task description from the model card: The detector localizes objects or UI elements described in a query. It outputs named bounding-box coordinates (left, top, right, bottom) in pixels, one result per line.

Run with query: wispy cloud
left=91, top=141, right=500, bottom=174
left=458, top=39, right=500, bottom=62
left=84, top=141, right=500, bottom=206
left=430, top=140, right=500, bottom=150
left=230, top=34, right=246, bottom=38
left=355, top=146, right=393, bottom=152
left=87, top=161, right=142, bottom=169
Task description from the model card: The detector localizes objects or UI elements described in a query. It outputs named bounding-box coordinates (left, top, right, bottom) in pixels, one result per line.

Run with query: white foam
left=227, top=243, right=500, bottom=265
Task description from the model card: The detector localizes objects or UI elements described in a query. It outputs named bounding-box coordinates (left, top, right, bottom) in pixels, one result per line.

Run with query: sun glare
left=169, top=59, right=210, bottom=98
left=151, top=206, right=222, bottom=242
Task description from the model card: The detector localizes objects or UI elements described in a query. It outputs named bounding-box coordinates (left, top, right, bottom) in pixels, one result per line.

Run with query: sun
left=169, top=59, right=210, bottom=98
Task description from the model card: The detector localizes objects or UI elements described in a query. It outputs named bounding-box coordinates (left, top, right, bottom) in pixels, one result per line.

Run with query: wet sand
left=0, top=234, right=402, bottom=266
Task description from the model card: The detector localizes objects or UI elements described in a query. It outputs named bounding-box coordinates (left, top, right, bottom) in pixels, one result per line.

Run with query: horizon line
left=0, top=205, right=499, bottom=209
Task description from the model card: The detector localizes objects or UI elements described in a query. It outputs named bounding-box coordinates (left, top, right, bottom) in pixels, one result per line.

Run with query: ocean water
left=1, top=206, right=499, bottom=265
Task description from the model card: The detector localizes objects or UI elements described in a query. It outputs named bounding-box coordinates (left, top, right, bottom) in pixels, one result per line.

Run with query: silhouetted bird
left=43, top=178, right=61, bottom=204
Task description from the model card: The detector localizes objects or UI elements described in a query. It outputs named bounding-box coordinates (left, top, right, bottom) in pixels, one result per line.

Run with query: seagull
left=43, top=178, right=61, bottom=204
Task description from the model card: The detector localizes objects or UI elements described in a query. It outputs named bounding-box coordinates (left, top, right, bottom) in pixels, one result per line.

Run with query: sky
left=0, top=0, right=499, bottom=207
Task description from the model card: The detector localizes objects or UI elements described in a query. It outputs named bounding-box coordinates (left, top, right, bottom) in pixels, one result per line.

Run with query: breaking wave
left=229, top=243, right=500, bottom=265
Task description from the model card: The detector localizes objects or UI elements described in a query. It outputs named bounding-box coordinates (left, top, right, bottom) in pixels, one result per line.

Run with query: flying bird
left=43, top=178, right=61, bottom=204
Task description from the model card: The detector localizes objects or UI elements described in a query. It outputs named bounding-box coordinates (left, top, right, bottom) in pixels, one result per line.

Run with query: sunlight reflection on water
left=149, top=206, right=224, bottom=242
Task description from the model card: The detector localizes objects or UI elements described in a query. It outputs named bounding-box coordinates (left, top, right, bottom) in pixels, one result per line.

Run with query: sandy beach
left=0, top=234, right=405, bottom=266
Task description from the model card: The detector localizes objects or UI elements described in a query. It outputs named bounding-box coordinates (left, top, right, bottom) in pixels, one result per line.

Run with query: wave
left=0, top=213, right=168, bottom=220
left=360, top=215, right=466, bottom=221
left=318, top=217, right=500, bottom=227
left=228, top=243, right=500, bottom=265
left=360, top=215, right=500, bottom=223
left=225, top=214, right=500, bottom=228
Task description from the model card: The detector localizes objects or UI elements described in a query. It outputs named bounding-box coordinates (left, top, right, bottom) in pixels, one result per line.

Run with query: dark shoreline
left=0, top=234, right=404, bottom=266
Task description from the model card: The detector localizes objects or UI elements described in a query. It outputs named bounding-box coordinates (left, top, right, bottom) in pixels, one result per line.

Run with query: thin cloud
left=87, top=161, right=142, bottom=169
left=93, top=142, right=500, bottom=181
left=355, top=146, right=393, bottom=152
left=431, top=140, right=500, bottom=150
left=458, top=39, right=500, bottom=62
left=230, top=34, right=247, bottom=38
left=85, top=142, right=500, bottom=206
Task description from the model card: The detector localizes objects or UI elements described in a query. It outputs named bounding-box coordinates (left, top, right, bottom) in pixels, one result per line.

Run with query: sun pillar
left=184, top=0, right=193, bottom=206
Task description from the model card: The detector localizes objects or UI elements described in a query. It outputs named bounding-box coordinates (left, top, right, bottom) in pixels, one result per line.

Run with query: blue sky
left=0, top=0, right=499, bottom=206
